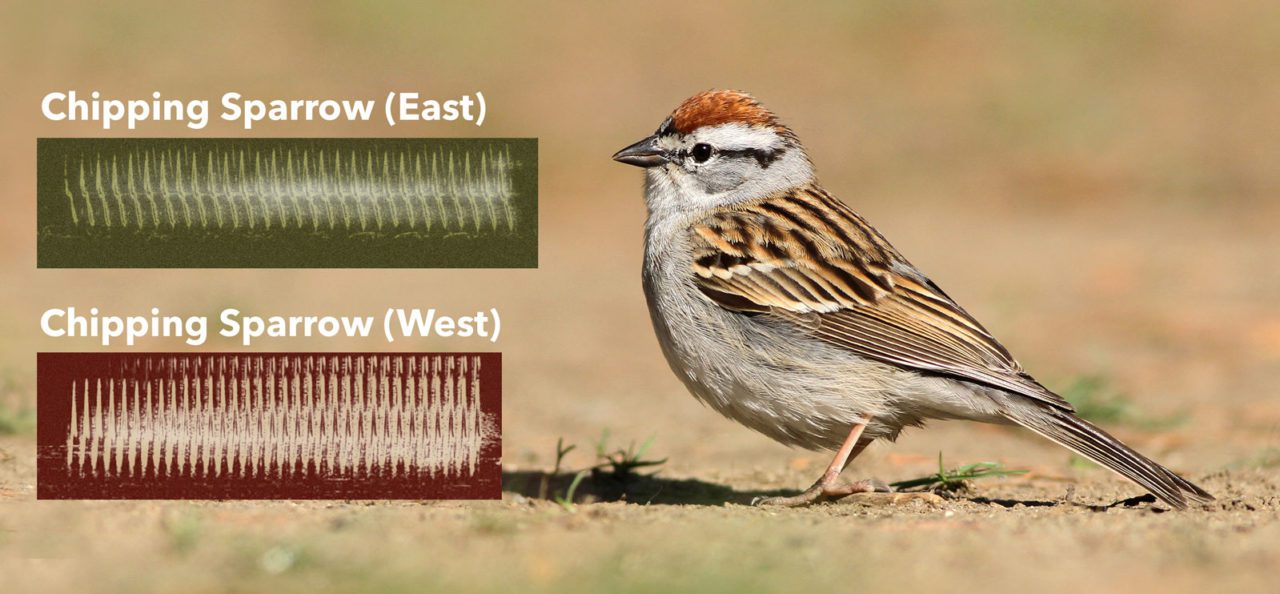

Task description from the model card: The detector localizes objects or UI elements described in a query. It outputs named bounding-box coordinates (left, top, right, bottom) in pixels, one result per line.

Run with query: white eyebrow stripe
left=695, top=123, right=783, bottom=150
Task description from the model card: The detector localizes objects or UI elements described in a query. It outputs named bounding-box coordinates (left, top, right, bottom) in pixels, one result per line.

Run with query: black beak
left=612, top=134, right=669, bottom=168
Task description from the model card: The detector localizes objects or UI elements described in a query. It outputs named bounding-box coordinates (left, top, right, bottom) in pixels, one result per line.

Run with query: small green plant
left=541, top=432, right=669, bottom=511
left=593, top=430, right=667, bottom=480
left=555, top=470, right=590, bottom=512
left=539, top=437, right=578, bottom=500
left=553, top=437, right=576, bottom=475
left=1060, top=375, right=1186, bottom=430
left=890, top=453, right=1028, bottom=492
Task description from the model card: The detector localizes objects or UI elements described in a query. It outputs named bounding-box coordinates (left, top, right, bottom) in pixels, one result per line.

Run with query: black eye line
left=716, top=148, right=759, bottom=159
left=676, top=146, right=784, bottom=168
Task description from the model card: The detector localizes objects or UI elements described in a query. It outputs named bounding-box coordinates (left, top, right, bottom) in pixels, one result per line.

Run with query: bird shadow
left=503, top=470, right=1166, bottom=511
left=501, top=470, right=794, bottom=506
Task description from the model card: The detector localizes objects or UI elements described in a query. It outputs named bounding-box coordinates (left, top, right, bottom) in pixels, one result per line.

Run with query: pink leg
left=754, top=415, right=887, bottom=507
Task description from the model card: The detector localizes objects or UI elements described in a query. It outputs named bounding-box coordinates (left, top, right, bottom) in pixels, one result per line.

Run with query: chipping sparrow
left=613, top=90, right=1212, bottom=508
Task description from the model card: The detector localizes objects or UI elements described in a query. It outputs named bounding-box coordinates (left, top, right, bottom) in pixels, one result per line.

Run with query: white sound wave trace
left=63, top=354, right=494, bottom=480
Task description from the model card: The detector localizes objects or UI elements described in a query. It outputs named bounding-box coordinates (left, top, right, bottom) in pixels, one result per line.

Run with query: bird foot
left=753, top=478, right=892, bottom=507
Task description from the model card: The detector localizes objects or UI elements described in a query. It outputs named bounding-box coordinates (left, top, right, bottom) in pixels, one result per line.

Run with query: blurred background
left=1, top=2, right=1278, bottom=592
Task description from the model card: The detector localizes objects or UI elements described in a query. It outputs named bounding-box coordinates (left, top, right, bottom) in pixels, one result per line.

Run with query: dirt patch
left=3, top=434, right=1279, bottom=593
left=4, top=3, right=1280, bottom=593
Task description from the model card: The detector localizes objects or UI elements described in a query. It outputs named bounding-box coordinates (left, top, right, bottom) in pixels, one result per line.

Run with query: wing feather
left=690, top=188, right=1072, bottom=411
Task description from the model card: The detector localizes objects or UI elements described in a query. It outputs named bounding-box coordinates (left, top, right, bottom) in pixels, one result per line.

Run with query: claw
left=753, top=479, right=888, bottom=507
left=865, top=478, right=893, bottom=493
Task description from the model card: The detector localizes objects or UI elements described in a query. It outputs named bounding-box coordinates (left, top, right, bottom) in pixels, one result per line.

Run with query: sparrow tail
left=1002, top=406, right=1213, bottom=509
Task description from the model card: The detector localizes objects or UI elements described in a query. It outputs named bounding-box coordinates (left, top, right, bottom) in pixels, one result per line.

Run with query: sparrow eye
left=691, top=143, right=713, bottom=163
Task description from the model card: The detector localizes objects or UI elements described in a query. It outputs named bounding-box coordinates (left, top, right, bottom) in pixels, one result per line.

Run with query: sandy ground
left=3, top=198, right=1278, bottom=593
left=2, top=437, right=1278, bottom=593
left=3, top=2, right=1280, bottom=593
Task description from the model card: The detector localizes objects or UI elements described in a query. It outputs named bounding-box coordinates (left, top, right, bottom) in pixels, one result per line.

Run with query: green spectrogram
left=37, top=138, right=537, bottom=268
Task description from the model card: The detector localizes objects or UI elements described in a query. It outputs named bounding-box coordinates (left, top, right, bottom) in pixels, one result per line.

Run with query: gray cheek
left=698, top=161, right=751, bottom=194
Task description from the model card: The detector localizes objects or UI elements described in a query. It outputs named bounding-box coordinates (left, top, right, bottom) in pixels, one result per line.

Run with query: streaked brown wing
left=690, top=188, right=1072, bottom=412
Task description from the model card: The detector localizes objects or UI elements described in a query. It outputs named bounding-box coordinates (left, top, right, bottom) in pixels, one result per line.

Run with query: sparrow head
left=614, top=90, right=814, bottom=214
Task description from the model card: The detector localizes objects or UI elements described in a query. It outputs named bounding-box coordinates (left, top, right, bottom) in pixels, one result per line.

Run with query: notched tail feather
left=1002, top=406, right=1213, bottom=509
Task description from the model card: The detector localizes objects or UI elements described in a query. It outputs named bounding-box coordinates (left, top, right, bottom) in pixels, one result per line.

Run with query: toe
left=867, top=478, right=893, bottom=493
